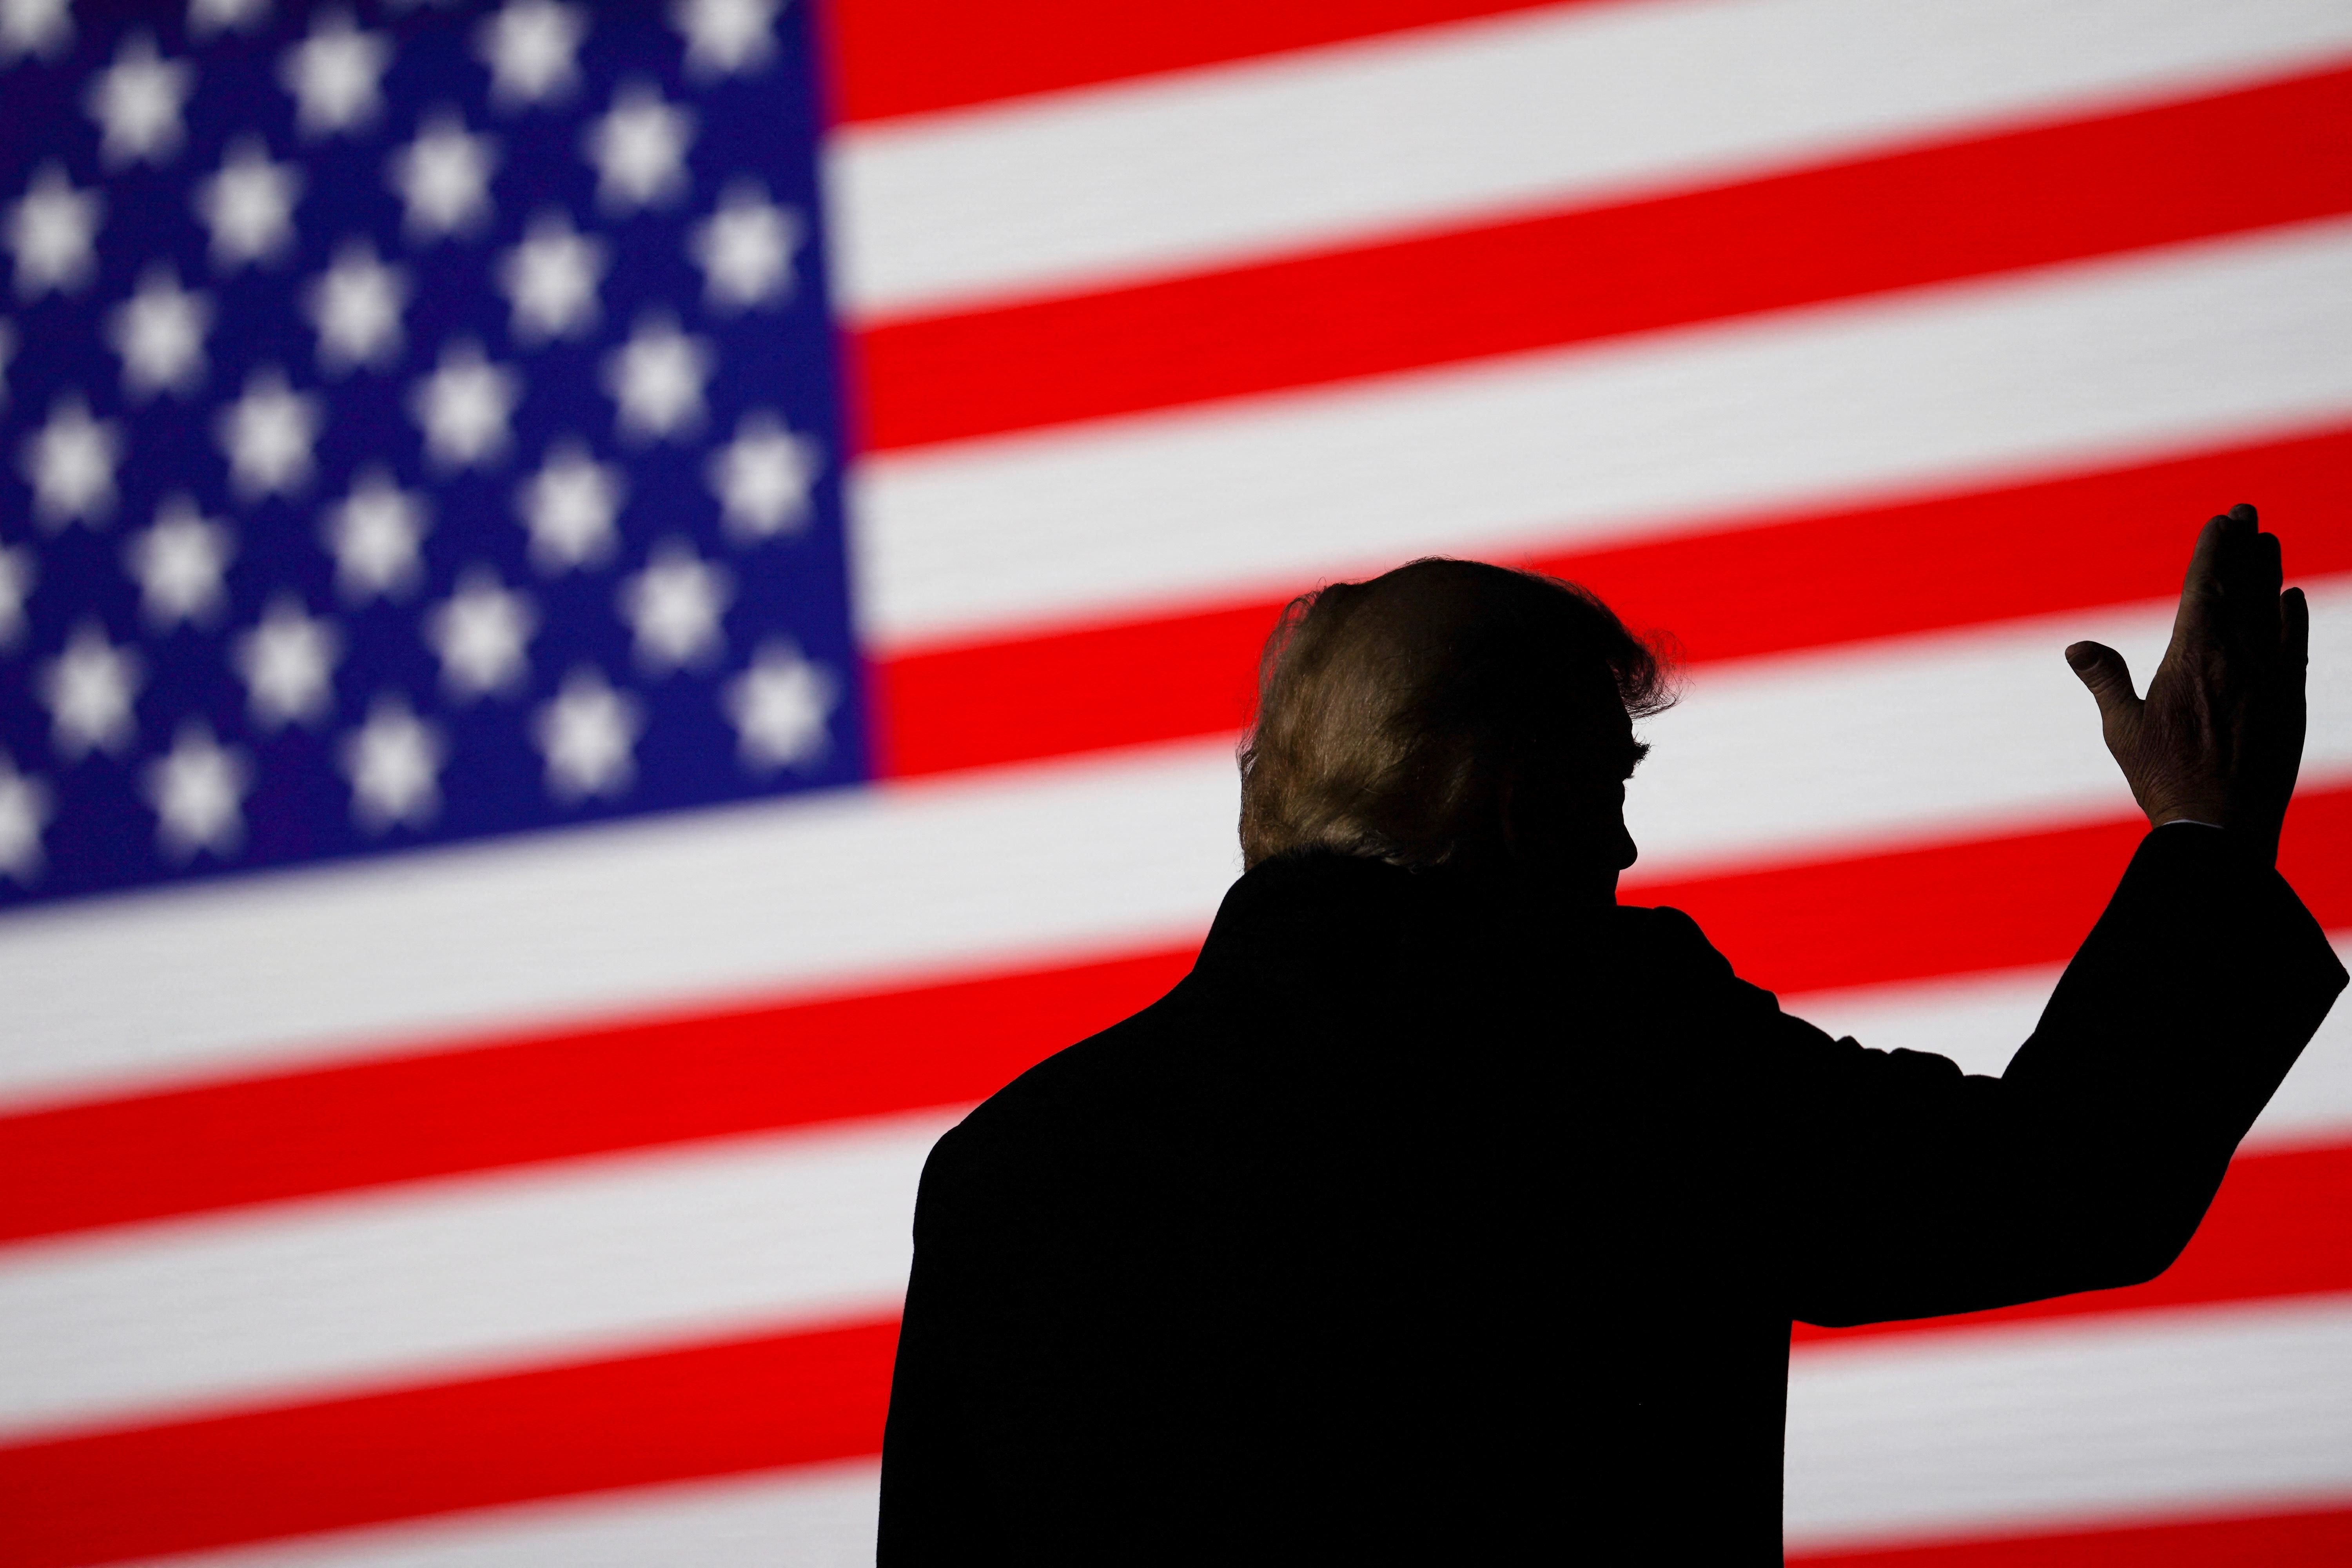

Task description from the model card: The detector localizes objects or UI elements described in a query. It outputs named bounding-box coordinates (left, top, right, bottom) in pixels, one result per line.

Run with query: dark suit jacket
left=878, top=826, right=2344, bottom=1562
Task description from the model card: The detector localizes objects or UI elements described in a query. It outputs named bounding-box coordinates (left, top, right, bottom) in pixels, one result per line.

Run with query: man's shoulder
left=1603, top=899, right=1739, bottom=982
left=933, top=978, right=1200, bottom=1172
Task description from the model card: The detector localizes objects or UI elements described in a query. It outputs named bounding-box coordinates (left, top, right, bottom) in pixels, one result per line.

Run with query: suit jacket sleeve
left=876, top=1128, right=987, bottom=1563
left=1685, top=824, right=2345, bottom=1328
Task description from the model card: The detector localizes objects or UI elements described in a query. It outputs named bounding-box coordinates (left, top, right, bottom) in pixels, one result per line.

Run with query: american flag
left=1, top=0, right=2348, bottom=1563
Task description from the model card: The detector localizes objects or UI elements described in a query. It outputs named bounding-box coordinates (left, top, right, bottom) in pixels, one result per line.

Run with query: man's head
left=1239, top=559, right=1673, bottom=896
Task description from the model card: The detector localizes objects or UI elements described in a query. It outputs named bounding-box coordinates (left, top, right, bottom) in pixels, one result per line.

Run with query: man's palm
left=2065, top=503, right=2309, bottom=863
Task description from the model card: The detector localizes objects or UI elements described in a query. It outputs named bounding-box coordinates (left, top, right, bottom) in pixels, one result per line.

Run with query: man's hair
left=1238, top=559, right=1674, bottom=871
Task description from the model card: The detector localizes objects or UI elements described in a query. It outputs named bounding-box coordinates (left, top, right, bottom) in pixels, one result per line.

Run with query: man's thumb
left=2065, top=641, right=2138, bottom=712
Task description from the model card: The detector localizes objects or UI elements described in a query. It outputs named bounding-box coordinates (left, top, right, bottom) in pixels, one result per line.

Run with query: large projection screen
left=1, top=2, right=2347, bottom=1563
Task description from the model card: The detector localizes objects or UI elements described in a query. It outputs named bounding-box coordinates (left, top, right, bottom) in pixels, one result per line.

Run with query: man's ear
left=1492, top=761, right=1584, bottom=861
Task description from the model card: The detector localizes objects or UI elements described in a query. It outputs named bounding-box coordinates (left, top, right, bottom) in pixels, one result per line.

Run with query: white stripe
left=100, top=1305, right=2352, bottom=1563
left=1784, top=1294, right=2352, bottom=1550
left=0, top=744, right=1243, bottom=1108
left=831, top=0, right=2352, bottom=318
left=856, top=220, right=2352, bottom=651
left=9, top=977, right=2341, bottom=1464
left=1625, top=583, right=2352, bottom=873
left=0, top=1110, right=951, bottom=1444
left=4, top=581, right=2347, bottom=1111
left=118, top=1463, right=880, bottom=1568
left=1783, top=936, right=2352, bottom=1154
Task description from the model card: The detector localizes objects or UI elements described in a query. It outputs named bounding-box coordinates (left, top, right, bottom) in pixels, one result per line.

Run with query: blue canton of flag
left=0, top=0, right=858, bottom=909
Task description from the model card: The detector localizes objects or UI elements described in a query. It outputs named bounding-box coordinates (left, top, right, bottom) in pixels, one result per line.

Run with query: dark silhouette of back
left=878, top=541, right=2343, bottom=1562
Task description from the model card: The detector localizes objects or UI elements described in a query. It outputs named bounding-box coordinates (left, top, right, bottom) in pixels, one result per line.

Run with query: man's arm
left=1775, top=824, right=2342, bottom=1327
left=876, top=1131, right=991, bottom=1563
left=1780, top=505, right=2344, bottom=1325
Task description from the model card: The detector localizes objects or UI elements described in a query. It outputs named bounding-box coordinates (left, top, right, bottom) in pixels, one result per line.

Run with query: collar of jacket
left=1189, top=849, right=1612, bottom=996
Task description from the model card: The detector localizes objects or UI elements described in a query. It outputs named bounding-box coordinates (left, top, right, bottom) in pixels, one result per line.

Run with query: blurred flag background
left=1, top=0, right=2349, bottom=1563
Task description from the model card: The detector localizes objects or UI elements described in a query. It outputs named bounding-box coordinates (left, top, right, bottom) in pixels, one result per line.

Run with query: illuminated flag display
left=1, top=1, right=2350, bottom=1564
left=0, top=0, right=855, bottom=909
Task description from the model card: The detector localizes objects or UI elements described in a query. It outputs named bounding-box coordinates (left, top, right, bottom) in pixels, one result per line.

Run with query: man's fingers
left=2172, top=512, right=2234, bottom=641
left=2254, top=528, right=2284, bottom=600
left=2284, top=585, right=2310, bottom=667
left=2065, top=640, right=2140, bottom=717
left=2185, top=512, right=2234, bottom=591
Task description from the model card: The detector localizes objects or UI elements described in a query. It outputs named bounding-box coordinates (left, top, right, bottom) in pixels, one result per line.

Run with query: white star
left=307, top=239, right=408, bottom=374
left=618, top=537, right=731, bottom=673
left=518, top=438, right=623, bottom=572
left=109, top=266, right=211, bottom=398
left=604, top=314, right=710, bottom=442
left=218, top=367, right=321, bottom=498
left=0, top=544, right=30, bottom=647
left=584, top=82, right=694, bottom=213
left=146, top=720, right=250, bottom=860
left=87, top=32, right=193, bottom=166
left=0, top=318, right=13, bottom=405
left=410, top=340, right=519, bottom=469
left=9, top=163, right=102, bottom=298
left=478, top=0, right=584, bottom=108
left=197, top=137, right=301, bottom=269
left=691, top=181, right=799, bottom=312
left=282, top=10, right=391, bottom=137
left=390, top=110, right=498, bottom=240
left=324, top=468, right=429, bottom=601
left=236, top=596, right=340, bottom=728
left=22, top=396, right=121, bottom=528
left=426, top=566, right=537, bottom=699
left=0, top=755, right=49, bottom=882
left=535, top=667, right=641, bottom=801
left=126, top=495, right=234, bottom=628
left=724, top=640, right=834, bottom=771
left=341, top=692, right=445, bottom=831
left=673, top=0, right=779, bottom=79
left=498, top=210, right=605, bottom=343
left=708, top=411, right=819, bottom=540
left=0, top=0, right=69, bottom=62
left=189, top=0, right=270, bottom=37
left=39, top=621, right=143, bottom=759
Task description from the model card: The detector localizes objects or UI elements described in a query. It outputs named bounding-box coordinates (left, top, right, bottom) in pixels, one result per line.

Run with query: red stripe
left=2, top=1166, right=2344, bottom=1568
left=5, top=1193, right=2343, bottom=1568
left=824, top=0, right=1577, bottom=124
left=0, top=947, right=1194, bottom=1245
left=1787, top=1500, right=2352, bottom=1567
left=872, top=425, right=2352, bottom=778
left=1793, top=1141, right=2352, bottom=1346
left=2, top=1302, right=2345, bottom=1568
left=855, top=68, right=2352, bottom=446
left=1629, top=782, right=2350, bottom=999
left=0, top=1317, right=898, bottom=1568
left=2, top=790, right=2342, bottom=1245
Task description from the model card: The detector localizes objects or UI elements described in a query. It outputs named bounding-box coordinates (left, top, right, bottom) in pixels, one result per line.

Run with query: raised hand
left=2065, top=503, right=2309, bottom=865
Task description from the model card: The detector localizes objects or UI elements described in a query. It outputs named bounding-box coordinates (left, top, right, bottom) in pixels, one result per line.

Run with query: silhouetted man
left=878, top=507, right=2342, bottom=1563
